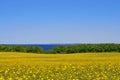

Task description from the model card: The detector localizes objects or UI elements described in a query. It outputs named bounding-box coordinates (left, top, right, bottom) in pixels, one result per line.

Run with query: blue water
left=18, top=44, right=71, bottom=51
left=30, top=44, right=60, bottom=51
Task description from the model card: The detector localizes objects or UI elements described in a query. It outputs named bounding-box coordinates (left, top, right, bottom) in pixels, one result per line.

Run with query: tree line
left=47, top=44, right=120, bottom=53
left=0, top=44, right=120, bottom=54
left=0, top=45, right=43, bottom=53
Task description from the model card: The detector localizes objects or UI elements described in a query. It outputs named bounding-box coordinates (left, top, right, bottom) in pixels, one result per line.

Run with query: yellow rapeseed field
left=0, top=52, right=120, bottom=80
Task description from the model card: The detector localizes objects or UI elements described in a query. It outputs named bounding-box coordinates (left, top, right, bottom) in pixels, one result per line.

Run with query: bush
left=51, top=44, right=120, bottom=53
left=0, top=45, right=43, bottom=53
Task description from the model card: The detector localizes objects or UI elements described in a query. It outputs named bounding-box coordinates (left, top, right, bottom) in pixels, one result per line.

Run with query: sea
left=6, top=44, right=71, bottom=51
left=25, top=44, right=71, bottom=51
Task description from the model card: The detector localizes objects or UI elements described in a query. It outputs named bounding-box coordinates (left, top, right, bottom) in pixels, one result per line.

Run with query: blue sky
left=0, top=0, right=120, bottom=44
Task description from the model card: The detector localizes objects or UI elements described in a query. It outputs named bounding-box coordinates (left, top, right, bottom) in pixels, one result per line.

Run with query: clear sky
left=0, top=0, right=120, bottom=44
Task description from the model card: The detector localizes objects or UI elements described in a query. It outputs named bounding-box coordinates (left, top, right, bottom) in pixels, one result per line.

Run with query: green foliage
left=1, top=44, right=120, bottom=54
left=0, top=45, right=43, bottom=53
left=51, top=44, right=120, bottom=53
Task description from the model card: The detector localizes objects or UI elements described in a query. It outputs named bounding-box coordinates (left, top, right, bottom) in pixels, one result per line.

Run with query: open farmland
left=0, top=52, right=120, bottom=80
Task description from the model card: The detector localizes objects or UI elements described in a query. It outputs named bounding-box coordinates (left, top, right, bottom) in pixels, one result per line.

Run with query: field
left=0, top=52, right=120, bottom=80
